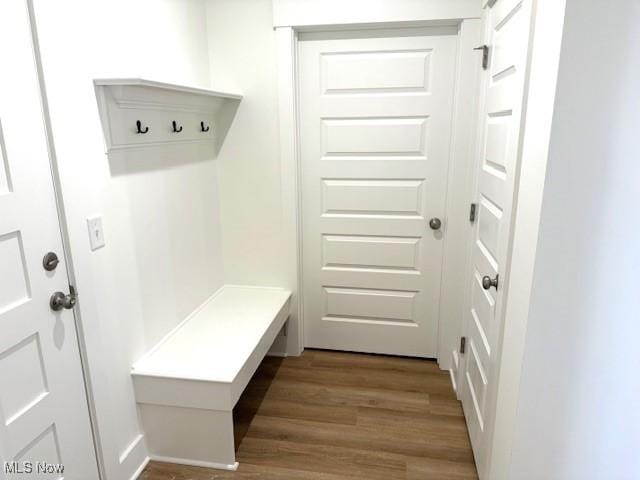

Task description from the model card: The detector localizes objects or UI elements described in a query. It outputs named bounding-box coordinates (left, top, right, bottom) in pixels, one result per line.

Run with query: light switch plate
left=87, top=216, right=105, bottom=251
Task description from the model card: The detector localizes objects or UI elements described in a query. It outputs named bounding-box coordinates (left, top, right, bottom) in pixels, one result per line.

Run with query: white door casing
left=0, top=1, right=98, bottom=477
left=458, top=0, right=533, bottom=476
left=299, top=28, right=457, bottom=357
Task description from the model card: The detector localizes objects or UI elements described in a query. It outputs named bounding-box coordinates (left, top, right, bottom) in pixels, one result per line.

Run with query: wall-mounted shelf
left=94, top=78, right=242, bottom=153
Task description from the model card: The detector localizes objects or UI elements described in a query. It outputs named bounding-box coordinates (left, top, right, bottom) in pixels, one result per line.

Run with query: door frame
left=21, top=0, right=104, bottom=477
left=275, top=9, right=483, bottom=369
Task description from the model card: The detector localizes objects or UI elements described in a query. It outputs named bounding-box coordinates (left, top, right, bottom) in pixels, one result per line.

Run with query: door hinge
left=460, top=336, right=467, bottom=355
left=469, top=203, right=477, bottom=223
left=474, top=45, right=490, bottom=70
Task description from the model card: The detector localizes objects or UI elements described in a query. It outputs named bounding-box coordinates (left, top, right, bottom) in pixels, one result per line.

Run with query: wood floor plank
left=429, top=393, right=466, bottom=417
left=272, top=363, right=456, bottom=396
left=355, top=406, right=469, bottom=437
left=238, top=437, right=406, bottom=480
left=142, top=460, right=356, bottom=480
left=407, top=457, right=479, bottom=480
left=244, top=415, right=476, bottom=463
left=140, top=349, right=478, bottom=480
left=237, top=395, right=358, bottom=426
left=310, top=350, right=443, bottom=375
left=248, top=379, right=432, bottom=414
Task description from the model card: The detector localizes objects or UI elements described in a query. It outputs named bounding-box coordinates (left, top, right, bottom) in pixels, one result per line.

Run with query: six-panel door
left=300, top=28, right=458, bottom=357
left=0, top=1, right=98, bottom=477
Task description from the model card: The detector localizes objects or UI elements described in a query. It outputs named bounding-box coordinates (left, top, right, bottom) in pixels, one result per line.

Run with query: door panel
left=0, top=1, right=98, bottom=477
left=322, top=179, right=424, bottom=215
left=323, top=235, right=421, bottom=271
left=324, top=287, right=417, bottom=324
left=459, top=0, right=533, bottom=477
left=321, top=50, right=431, bottom=93
left=300, top=29, right=457, bottom=357
left=322, top=118, right=428, bottom=156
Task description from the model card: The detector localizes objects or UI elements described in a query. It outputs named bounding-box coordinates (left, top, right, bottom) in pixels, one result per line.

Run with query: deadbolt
left=43, top=252, right=59, bottom=271
left=50, top=291, right=76, bottom=311
left=429, top=218, right=442, bottom=230
left=482, top=274, right=499, bottom=291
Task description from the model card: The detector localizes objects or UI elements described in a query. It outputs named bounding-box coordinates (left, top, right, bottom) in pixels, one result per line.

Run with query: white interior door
left=299, top=28, right=458, bottom=357
left=0, top=1, right=98, bottom=478
left=458, top=0, right=533, bottom=476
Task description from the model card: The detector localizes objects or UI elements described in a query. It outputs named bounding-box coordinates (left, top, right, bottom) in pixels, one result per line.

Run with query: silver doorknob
left=50, top=291, right=76, bottom=311
left=429, top=218, right=442, bottom=230
left=482, top=274, right=499, bottom=291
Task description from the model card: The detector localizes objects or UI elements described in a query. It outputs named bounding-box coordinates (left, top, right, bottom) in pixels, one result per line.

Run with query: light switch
left=87, top=216, right=105, bottom=251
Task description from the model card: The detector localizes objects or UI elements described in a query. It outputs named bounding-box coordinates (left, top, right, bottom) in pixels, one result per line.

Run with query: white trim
left=437, top=18, right=482, bottom=371
left=149, top=455, right=239, bottom=471
left=114, top=101, right=217, bottom=114
left=93, top=78, right=242, bottom=100
left=273, top=0, right=482, bottom=28
left=118, top=432, right=148, bottom=480
left=24, top=0, right=107, bottom=478
left=449, top=369, right=458, bottom=393
left=128, top=457, right=150, bottom=480
left=105, top=139, right=216, bottom=152
left=276, top=26, right=305, bottom=356
left=119, top=434, right=145, bottom=465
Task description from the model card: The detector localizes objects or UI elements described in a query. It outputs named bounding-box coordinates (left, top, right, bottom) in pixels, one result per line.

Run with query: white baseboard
left=150, top=455, right=239, bottom=471
left=449, top=368, right=458, bottom=393
left=119, top=434, right=144, bottom=464
left=449, top=349, right=461, bottom=397
left=120, top=433, right=148, bottom=480
left=128, top=456, right=149, bottom=480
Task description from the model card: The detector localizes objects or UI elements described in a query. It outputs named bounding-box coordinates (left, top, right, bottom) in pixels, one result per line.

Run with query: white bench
left=131, top=285, right=292, bottom=470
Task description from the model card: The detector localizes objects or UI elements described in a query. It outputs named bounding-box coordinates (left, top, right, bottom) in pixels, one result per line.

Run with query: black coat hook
left=136, top=120, right=149, bottom=134
left=172, top=121, right=183, bottom=133
left=200, top=121, right=210, bottom=132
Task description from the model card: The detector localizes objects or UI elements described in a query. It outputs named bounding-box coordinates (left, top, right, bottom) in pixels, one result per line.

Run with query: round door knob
left=429, top=218, right=442, bottom=230
left=50, top=291, right=76, bottom=311
left=482, top=274, right=499, bottom=291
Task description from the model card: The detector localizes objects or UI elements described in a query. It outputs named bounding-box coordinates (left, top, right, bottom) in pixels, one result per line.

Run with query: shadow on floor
left=232, top=356, right=284, bottom=450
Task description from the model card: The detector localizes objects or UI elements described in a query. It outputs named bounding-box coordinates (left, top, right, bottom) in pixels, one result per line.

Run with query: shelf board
left=93, top=78, right=242, bottom=101
left=94, top=78, right=242, bottom=153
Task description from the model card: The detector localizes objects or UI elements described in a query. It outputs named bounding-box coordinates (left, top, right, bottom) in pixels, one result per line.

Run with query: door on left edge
left=0, top=2, right=98, bottom=478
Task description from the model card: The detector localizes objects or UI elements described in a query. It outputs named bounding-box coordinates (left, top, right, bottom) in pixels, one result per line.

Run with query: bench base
left=140, top=403, right=238, bottom=470
left=132, top=285, right=292, bottom=471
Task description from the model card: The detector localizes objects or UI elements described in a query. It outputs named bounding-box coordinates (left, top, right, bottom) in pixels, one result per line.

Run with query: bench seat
left=131, top=285, right=292, bottom=470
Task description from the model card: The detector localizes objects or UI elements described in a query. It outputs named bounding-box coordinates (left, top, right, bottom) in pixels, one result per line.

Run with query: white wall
left=506, top=0, right=640, bottom=478
left=205, top=0, right=286, bottom=288
left=205, top=0, right=293, bottom=354
left=31, top=1, right=223, bottom=478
